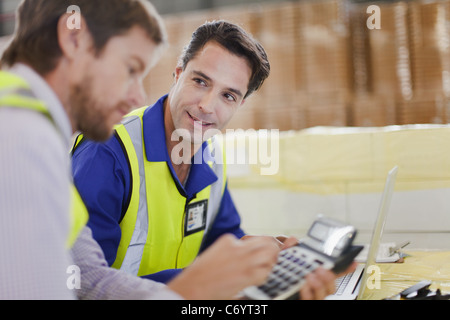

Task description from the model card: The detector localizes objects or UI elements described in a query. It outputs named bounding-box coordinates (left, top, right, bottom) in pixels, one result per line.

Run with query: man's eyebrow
left=131, top=55, right=146, bottom=72
left=192, top=70, right=212, bottom=81
left=192, top=70, right=244, bottom=99
left=228, top=87, right=244, bottom=99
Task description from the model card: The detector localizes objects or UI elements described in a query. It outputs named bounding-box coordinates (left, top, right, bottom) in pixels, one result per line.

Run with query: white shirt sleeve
left=70, top=226, right=184, bottom=300
left=0, top=109, right=75, bottom=299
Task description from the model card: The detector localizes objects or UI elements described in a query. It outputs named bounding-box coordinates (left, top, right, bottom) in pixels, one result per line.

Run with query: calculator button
left=292, top=267, right=303, bottom=275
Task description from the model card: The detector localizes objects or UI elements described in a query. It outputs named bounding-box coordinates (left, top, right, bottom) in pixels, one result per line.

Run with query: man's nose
left=198, top=91, right=215, bottom=114
left=127, top=79, right=146, bottom=108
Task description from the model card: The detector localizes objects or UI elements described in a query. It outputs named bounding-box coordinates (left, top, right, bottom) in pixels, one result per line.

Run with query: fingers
left=241, top=235, right=300, bottom=250
left=237, top=235, right=280, bottom=268
left=214, top=234, right=280, bottom=285
left=279, top=236, right=299, bottom=250
left=241, top=235, right=285, bottom=249
left=300, top=268, right=336, bottom=300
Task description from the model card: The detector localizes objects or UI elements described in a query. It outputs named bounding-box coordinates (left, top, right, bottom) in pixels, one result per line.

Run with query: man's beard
left=70, top=78, right=119, bottom=142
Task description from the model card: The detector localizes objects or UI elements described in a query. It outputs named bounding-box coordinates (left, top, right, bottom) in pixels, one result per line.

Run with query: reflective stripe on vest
left=111, top=107, right=226, bottom=276
left=0, top=70, right=88, bottom=248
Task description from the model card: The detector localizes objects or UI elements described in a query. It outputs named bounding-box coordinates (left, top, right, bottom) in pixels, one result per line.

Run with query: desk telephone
left=243, top=216, right=363, bottom=300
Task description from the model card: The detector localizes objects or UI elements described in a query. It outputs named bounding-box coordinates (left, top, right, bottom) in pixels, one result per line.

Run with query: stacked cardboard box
left=296, top=0, right=353, bottom=128
left=255, top=2, right=304, bottom=131
left=398, top=1, right=450, bottom=125
left=348, top=2, right=405, bottom=127
left=398, top=94, right=450, bottom=124
left=143, top=14, right=184, bottom=104
left=351, top=93, right=398, bottom=127
left=368, top=2, right=412, bottom=101
left=348, top=4, right=370, bottom=95
left=298, top=0, right=353, bottom=94
left=409, top=1, right=450, bottom=96
left=305, top=92, right=350, bottom=127
left=143, top=12, right=206, bottom=105
left=142, top=0, right=450, bottom=132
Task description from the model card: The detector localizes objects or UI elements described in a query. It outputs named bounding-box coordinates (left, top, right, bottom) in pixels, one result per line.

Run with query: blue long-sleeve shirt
left=72, top=95, right=245, bottom=283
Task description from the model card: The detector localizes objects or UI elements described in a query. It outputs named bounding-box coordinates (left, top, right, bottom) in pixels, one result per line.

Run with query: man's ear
left=57, top=13, right=90, bottom=60
left=174, top=67, right=183, bottom=82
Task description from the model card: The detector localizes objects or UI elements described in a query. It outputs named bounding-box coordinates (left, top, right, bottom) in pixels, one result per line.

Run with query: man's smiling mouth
left=187, top=111, right=214, bottom=127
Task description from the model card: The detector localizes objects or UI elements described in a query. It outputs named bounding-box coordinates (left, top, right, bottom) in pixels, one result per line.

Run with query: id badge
left=184, top=200, right=208, bottom=236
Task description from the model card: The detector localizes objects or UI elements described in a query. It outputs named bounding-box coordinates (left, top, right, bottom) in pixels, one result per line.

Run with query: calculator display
left=308, top=221, right=330, bottom=241
left=307, top=219, right=356, bottom=257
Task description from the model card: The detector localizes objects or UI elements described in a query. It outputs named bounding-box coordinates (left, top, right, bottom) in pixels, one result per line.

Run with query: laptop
left=326, top=165, right=399, bottom=300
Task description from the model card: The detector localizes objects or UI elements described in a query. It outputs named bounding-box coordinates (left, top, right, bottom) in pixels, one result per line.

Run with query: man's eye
left=224, top=93, right=236, bottom=102
left=193, top=78, right=206, bottom=86
left=129, top=67, right=138, bottom=75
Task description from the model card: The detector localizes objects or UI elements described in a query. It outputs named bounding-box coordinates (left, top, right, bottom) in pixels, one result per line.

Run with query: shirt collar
left=142, top=95, right=219, bottom=196
left=8, top=63, right=72, bottom=148
left=142, top=94, right=169, bottom=162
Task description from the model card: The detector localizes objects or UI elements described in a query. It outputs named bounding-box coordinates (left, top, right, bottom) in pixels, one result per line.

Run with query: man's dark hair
left=178, top=20, right=270, bottom=99
left=1, top=0, right=167, bottom=75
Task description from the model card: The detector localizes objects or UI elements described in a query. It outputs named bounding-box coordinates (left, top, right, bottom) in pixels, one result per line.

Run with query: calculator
left=242, top=216, right=363, bottom=300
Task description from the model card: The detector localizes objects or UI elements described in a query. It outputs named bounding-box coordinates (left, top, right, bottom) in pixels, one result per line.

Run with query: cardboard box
left=351, top=93, right=397, bottom=127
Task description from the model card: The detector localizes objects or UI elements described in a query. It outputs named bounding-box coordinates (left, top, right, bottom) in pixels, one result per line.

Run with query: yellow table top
left=360, top=250, right=450, bottom=300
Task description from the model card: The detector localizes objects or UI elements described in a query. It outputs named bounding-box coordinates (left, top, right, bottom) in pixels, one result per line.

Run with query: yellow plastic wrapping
left=224, top=124, right=450, bottom=243
left=227, top=124, right=450, bottom=192
left=360, top=251, right=450, bottom=300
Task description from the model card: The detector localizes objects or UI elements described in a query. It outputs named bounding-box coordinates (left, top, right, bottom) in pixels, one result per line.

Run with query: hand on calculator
left=241, top=234, right=351, bottom=300
left=242, top=216, right=363, bottom=300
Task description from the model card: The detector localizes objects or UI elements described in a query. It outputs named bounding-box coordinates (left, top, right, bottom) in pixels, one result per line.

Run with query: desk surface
left=361, top=250, right=450, bottom=300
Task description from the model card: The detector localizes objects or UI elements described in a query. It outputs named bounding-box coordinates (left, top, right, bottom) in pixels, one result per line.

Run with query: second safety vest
left=74, top=106, right=227, bottom=276
left=0, top=70, right=88, bottom=248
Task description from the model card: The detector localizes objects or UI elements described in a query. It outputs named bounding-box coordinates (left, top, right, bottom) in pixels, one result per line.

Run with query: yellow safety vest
left=73, top=106, right=227, bottom=276
left=0, top=70, right=88, bottom=248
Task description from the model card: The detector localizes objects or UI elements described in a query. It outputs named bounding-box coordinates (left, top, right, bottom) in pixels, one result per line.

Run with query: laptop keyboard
left=335, top=271, right=354, bottom=295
